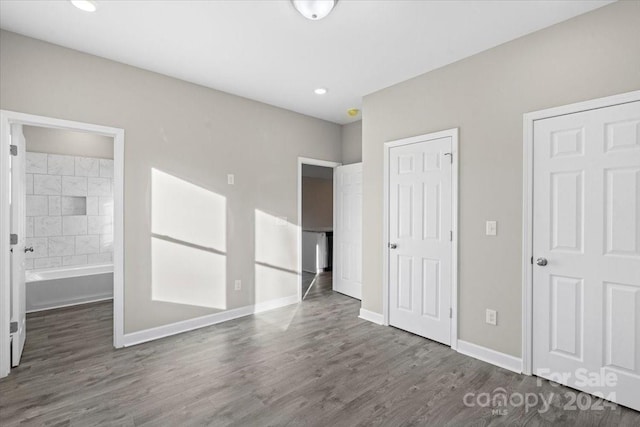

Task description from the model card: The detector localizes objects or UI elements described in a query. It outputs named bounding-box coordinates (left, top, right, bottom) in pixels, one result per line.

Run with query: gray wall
left=24, top=126, right=114, bottom=159
left=341, top=120, right=362, bottom=164
left=362, top=1, right=640, bottom=357
left=0, top=30, right=342, bottom=334
left=302, top=176, right=333, bottom=231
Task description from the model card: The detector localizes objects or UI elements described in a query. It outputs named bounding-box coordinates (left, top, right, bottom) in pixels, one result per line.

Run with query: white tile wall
left=88, top=216, right=112, bottom=235
left=99, top=197, right=113, bottom=216
left=86, top=196, right=99, bottom=215
left=26, top=195, right=48, bottom=216
left=88, top=253, right=112, bottom=264
left=63, top=255, right=87, bottom=266
left=62, top=215, right=87, bottom=235
left=75, top=157, right=100, bottom=177
left=48, top=236, right=75, bottom=257
left=99, top=234, right=113, bottom=253
left=99, top=159, right=114, bottom=178
left=25, top=237, right=47, bottom=258
left=62, top=196, right=86, bottom=215
left=76, top=235, right=100, bottom=255
left=25, top=152, right=114, bottom=271
left=49, top=196, right=61, bottom=216
left=48, top=154, right=74, bottom=176
left=88, top=177, right=111, bottom=196
left=34, top=216, right=62, bottom=237
left=26, top=153, right=47, bottom=174
left=26, top=217, right=34, bottom=238
left=34, top=257, right=62, bottom=269
left=25, top=174, right=33, bottom=195
left=33, top=174, right=61, bottom=195
left=62, top=176, right=87, bottom=196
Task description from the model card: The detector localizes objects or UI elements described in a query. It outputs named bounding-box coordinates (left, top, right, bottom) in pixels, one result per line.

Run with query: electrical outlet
left=486, top=220, right=497, bottom=236
left=227, top=174, right=235, bottom=185
left=234, top=280, right=241, bottom=291
left=486, top=309, right=497, bottom=326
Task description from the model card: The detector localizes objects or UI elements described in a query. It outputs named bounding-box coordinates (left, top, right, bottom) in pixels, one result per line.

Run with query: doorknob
left=24, top=247, right=34, bottom=253
left=536, top=257, right=548, bottom=266
left=388, top=243, right=397, bottom=249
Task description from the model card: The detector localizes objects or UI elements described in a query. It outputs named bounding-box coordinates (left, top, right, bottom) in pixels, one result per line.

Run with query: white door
left=333, top=163, right=362, bottom=299
left=388, top=136, right=452, bottom=345
left=532, top=100, right=640, bottom=411
left=9, top=124, right=26, bottom=366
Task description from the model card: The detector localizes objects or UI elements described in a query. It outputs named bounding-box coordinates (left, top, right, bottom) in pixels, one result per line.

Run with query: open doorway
left=297, top=158, right=340, bottom=301
left=301, top=163, right=335, bottom=299
left=0, top=111, right=124, bottom=378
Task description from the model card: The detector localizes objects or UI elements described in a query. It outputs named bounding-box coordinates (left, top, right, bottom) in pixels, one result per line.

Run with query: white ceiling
left=0, top=0, right=612, bottom=124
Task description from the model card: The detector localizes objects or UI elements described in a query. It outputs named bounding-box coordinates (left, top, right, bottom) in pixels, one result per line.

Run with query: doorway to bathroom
left=0, top=111, right=125, bottom=378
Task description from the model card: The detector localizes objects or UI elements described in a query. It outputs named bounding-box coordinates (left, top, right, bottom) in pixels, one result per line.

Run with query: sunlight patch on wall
left=151, top=168, right=226, bottom=309
left=152, top=237, right=226, bottom=309
left=254, top=209, right=299, bottom=305
left=151, top=168, right=226, bottom=252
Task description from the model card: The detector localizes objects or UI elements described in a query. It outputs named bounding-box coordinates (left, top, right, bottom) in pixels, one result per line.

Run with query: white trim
left=0, top=110, right=125, bottom=378
left=457, top=340, right=523, bottom=374
left=122, top=295, right=298, bottom=347
left=382, top=128, right=459, bottom=347
left=358, top=308, right=385, bottom=325
left=0, top=113, right=10, bottom=378
left=297, top=157, right=341, bottom=303
left=521, top=90, right=640, bottom=376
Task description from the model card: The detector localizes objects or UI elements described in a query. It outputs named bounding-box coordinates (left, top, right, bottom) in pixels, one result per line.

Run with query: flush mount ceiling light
left=70, top=0, right=97, bottom=12
left=292, top=0, right=336, bottom=20
left=347, top=108, right=360, bottom=117
left=314, top=88, right=328, bottom=95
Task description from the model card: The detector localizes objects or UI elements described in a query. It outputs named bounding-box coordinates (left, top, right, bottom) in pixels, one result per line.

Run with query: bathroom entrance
left=0, top=111, right=125, bottom=378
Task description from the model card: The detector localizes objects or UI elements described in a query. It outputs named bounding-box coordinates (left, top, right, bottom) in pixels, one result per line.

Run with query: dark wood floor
left=1, top=273, right=638, bottom=426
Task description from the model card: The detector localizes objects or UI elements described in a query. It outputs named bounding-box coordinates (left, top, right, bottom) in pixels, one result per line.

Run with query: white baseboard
left=122, top=295, right=299, bottom=347
left=358, top=308, right=385, bottom=325
left=457, top=340, right=523, bottom=374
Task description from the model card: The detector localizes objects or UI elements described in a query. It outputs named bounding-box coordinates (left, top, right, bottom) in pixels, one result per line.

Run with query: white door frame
left=0, top=110, right=125, bottom=378
left=521, top=90, right=640, bottom=376
left=297, top=157, right=341, bottom=302
left=382, top=128, right=459, bottom=349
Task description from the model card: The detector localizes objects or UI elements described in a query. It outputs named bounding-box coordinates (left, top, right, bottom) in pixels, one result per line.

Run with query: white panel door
left=334, top=163, right=362, bottom=299
left=533, top=101, right=640, bottom=411
left=389, top=137, right=452, bottom=345
left=9, top=124, right=26, bottom=367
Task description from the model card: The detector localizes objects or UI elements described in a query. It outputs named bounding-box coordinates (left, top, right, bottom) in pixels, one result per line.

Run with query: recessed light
left=314, top=88, right=328, bottom=95
left=70, top=0, right=97, bottom=12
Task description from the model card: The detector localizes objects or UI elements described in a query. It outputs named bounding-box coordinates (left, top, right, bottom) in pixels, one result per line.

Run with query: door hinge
left=531, top=256, right=533, bottom=265
left=444, top=152, right=453, bottom=164
left=449, top=308, right=453, bottom=318
left=10, top=145, right=18, bottom=156
left=450, top=230, right=453, bottom=242
left=10, top=234, right=18, bottom=245
left=10, top=321, right=17, bottom=334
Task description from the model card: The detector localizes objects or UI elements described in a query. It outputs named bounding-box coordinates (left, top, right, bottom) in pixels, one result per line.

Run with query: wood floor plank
left=1, top=273, right=638, bottom=426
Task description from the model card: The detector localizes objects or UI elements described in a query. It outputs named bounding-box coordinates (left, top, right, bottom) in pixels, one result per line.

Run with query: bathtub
left=25, top=264, right=113, bottom=313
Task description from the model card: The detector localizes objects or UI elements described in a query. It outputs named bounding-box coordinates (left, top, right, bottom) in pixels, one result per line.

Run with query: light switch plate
left=234, top=280, right=241, bottom=291
left=486, top=309, right=497, bottom=325
left=486, top=220, right=497, bottom=236
left=227, top=174, right=235, bottom=185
